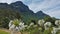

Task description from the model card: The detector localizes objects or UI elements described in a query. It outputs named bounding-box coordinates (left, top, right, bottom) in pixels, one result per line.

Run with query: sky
left=0, top=0, right=60, bottom=19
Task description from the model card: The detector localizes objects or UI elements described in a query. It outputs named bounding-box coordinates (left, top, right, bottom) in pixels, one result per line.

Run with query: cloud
left=0, top=0, right=24, bottom=4
left=47, top=9, right=60, bottom=19
left=27, top=0, right=60, bottom=19
left=28, top=0, right=60, bottom=12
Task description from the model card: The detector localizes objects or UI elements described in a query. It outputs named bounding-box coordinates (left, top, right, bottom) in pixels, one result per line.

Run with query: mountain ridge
left=0, top=1, right=50, bottom=24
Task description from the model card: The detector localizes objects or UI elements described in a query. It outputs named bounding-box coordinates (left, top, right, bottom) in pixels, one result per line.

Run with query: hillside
left=0, top=1, right=50, bottom=28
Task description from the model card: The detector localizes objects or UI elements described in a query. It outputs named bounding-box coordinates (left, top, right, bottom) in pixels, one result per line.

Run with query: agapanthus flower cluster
left=9, top=20, right=14, bottom=30
left=9, top=19, right=60, bottom=34
left=27, top=22, right=34, bottom=29
left=51, top=20, right=60, bottom=34
left=9, top=19, right=26, bottom=32
left=30, top=22, right=34, bottom=26
left=55, top=20, right=60, bottom=27
left=51, top=27, right=60, bottom=34
left=44, top=22, right=52, bottom=30
left=38, top=19, right=45, bottom=27
left=38, top=19, right=52, bottom=31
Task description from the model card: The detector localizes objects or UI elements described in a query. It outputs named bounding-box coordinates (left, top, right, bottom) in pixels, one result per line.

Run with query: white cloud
left=29, top=0, right=60, bottom=12
left=0, top=0, right=24, bottom=4
left=47, top=9, right=60, bottom=19
left=28, top=0, right=60, bottom=19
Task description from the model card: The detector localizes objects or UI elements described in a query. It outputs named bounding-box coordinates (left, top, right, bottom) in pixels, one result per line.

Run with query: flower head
left=9, top=19, right=26, bottom=31
left=55, top=20, right=60, bottom=26
left=30, top=22, right=34, bottom=26
left=38, top=19, right=45, bottom=26
left=9, top=20, right=13, bottom=27
left=44, top=22, right=52, bottom=30
left=51, top=27, right=60, bottom=34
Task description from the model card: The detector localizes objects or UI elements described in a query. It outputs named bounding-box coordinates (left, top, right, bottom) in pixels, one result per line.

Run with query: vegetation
left=8, top=19, right=60, bottom=34
left=0, top=1, right=60, bottom=34
left=0, top=29, right=10, bottom=34
left=0, top=8, right=21, bottom=28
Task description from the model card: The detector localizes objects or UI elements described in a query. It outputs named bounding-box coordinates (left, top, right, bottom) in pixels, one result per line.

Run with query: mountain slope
left=10, top=1, right=49, bottom=24
left=35, top=11, right=49, bottom=19
left=0, top=1, right=49, bottom=25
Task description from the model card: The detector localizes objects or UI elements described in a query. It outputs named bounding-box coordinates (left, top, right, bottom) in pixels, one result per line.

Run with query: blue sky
left=0, top=0, right=60, bottom=19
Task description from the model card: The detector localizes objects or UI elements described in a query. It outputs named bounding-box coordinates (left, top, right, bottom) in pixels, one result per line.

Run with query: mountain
left=0, top=1, right=49, bottom=25
left=35, top=11, right=49, bottom=19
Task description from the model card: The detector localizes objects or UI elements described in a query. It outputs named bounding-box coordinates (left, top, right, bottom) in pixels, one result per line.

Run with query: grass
left=0, top=29, right=10, bottom=34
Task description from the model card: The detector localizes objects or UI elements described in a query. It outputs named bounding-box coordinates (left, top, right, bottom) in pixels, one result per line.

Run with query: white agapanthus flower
left=24, top=25, right=28, bottom=28
left=44, top=22, right=52, bottom=30
left=33, top=25, right=37, bottom=28
left=9, top=24, right=15, bottom=31
left=9, top=19, right=26, bottom=34
left=38, top=19, right=45, bottom=27
left=51, top=27, right=60, bottom=34
left=27, top=23, right=34, bottom=29
left=9, top=20, right=15, bottom=30
left=55, top=20, right=60, bottom=27
left=9, top=20, right=13, bottom=28
left=9, top=21, right=25, bottom=31
left=51, top=20, right=60, bottom=34
left=19, top=22, right=25, bottom=30
left=29, top=22, right=34, bottom=26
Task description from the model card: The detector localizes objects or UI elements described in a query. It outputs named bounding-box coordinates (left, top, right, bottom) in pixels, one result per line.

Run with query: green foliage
left=44, top=16, right=56, bottom=25
left=13, top=19, right=20, bottom=26
left=22, top=27, right=43, bottom=34
left=56, top=30, right=60, bottom=34
left=30, top=28, right=41, bottom=34
left=43, top=28, right=52, bottom=34
left=0, top=17, right=10, bottom=29
left=0, top=8, right=21, bottom=28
